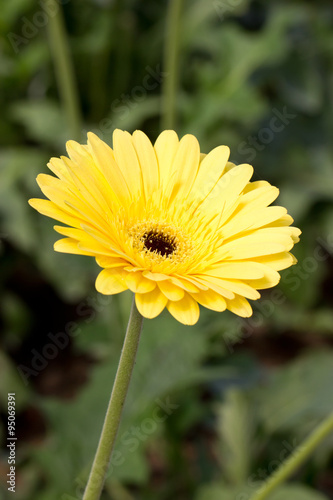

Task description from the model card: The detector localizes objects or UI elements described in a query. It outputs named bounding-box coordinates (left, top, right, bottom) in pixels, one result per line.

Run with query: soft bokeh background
left=1, top=1, right=333, bottom=499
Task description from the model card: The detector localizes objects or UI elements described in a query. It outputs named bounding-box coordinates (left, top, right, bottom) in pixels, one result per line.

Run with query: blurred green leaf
left=2, top=0, right=333, bottom=498
left=2, top=292, right=32, bottom=347
left=0, top=351, right=31, bottom=411
left=195, top=482, right=329, bottom=500
left=217, top=389, right=255, bottom=485
left=10, top=100, right=69, bottom=146
left=269, top=485, right=329, bottom=500
left=257, top=351, right=333, bottom=433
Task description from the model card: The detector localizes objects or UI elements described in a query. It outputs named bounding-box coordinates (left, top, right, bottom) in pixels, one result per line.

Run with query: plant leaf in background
left=195, top=482, right=330, bottom=500
left=1, top=0, right=333, bottom=498
left=217, top=388, right=255, bottom=486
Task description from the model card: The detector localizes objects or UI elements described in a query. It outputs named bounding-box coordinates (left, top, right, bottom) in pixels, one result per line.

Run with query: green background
left=1, top=0, right=333, bottom=499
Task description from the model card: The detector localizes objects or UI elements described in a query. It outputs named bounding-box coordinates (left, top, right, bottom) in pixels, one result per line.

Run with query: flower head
left=29, top=130, right=300, bottom=325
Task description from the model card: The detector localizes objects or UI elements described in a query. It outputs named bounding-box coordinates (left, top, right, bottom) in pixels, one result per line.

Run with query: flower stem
left=161, top=0, right=184, bottom=130
left=82, top=297, right=144, bottom=500
left=249, top=412, right=333, bottom=500
left=46, top=0, right=82, bottom=141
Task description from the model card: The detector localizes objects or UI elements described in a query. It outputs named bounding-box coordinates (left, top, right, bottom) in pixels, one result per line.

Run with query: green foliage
left=217, top=389, right=255, bottom=485
left=195, top=482, right=330, bottom=500
left=10, top=100, right=70, bottom=147
left=258, top=352, right=333, bottom=434
left=1, top=0, right=333, bottom=499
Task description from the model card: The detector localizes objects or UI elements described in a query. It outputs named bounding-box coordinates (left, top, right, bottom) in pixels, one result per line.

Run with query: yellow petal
left=87, top=132, right=131, bottom=204
left=158, top=280, right=185, bottom=301
left=218, top=230, right=294, bottom=260
left=61, top=155, right=113, bottom=217
left=41, top=191, right=109, bottom=237
left=170, top=276, right=202, bottom=292
left=142, top=271, right=169, bottom=281
left=54, top=225, right=111, bottom=253
left=36, top=174, right=73, bottom=212
left=224, top=241, right=288, bottom=260
left=206, top=261, right=265, bottom=280
left=112, top=129, right=143, bottom=196
left=192, top=275, right=235, bottom=300
left=29, top=198, right=82, bottom=228
left=289, top=227, right=301, bottom=243
left=221, top=206, right=288, bottom=240
left=81, top=223, right=137, bottom=264
left=191, top=289, right=227, bottom=312
left=54, top=225, right=84, bottom=238
left=243, top=180, right=271, bottom=193
left=202, top=164, right=253, bottom=215
left=65, top=140, right=115, bottom=207
left=95, top=268, right=128, bottom=295
left=224, top=161, right=236, bottom=172
left=226, top=295, right=253, bottom=317
left=54, top=238, right=94, bottom=255
left=36, top=174, right=105, bottom=230
left=124, top=266, right=145, bottom=272
left=78, top=239, right=124, bottom=258
left=124, top=272, right=156, bottom=293
left=154, top=130, right=179, bottom=189
left=135, top=288, right=168, bottom=319
left=262, top=226, right=301, bottom=242
left=132, top=130, right=159, bottom=197
left=165, top=134, right=200, bottom=203
left=190, top=145, right=230, bottom=203
left=95, top=255, right=130, bottom=268
left=167, top=293, right=200, bottom=325
left=178, top=275, right=209, bottom=291
left=66, top=139, right=93, bottom=168
left=250, top=206, right=288, bottom=229
left=65, top=141, right=112, bottom=206
left=245, top=273, right=280, bottom=290
left=265, top=214, right=294, bottom=227
left=254, top=252, right=297, bottom=270
left=240, top=183, right=279, bottom=208
left=205, top=278, right=260, bottom=300
left=47, top=157, right=73, bottom=183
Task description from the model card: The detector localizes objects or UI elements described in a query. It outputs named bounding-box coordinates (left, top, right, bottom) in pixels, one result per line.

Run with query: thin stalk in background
left=82, top=297, right=144, bottom=500
left=249, top=412, right=333, bottom=500
left=45, top=0, right=82, bottom=141
left=161, top=0, right=184, bottom=131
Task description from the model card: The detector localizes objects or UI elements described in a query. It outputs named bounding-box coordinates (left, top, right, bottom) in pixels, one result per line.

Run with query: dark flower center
left=143, top=230, right=176, bottom=257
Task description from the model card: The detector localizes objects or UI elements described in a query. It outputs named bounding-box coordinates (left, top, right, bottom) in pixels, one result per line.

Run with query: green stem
left=161, top=0, right=184, bottom=130
left=45, top=0, right=82, bottom=141
left=82, top=297, right=144, bottom=500
left=249, top=412, right=333, bottom=500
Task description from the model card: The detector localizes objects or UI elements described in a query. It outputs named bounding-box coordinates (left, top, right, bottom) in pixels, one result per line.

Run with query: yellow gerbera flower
left=29, top=130, right=300, bottom=325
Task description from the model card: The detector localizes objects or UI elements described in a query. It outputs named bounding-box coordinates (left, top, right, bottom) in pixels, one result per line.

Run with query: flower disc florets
left=128, top=219, right=194, bottom=272
left=143, top=230, right=176, bottom=256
